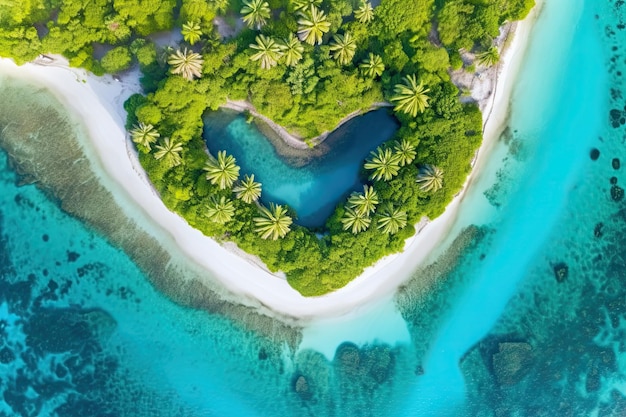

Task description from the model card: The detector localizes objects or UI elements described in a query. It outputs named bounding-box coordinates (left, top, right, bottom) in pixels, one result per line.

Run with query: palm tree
left=393, top=138, right=417, bottom=167
left=475, top=46, right=500, bottom=67
left=154, top=137, right=183, bottom=168
left=130, top=122, right=159, bottom=151
left=329, top=32, right=356, bottom=66
left=279, top=34, right=304, bottom=66
left=376, top=204, right=407, bottom=234
left=291, top=0, right=322, bottom=11
left=205, top=196, right=236, bottom=224
left=204, top=150, right=240, bottom=190
left=341, top=206, right=371, bottom=234
left=240, top=0, right=271, bottom=30
left=360, top=53, right=384, bottom=78
left=348, top=185, right=379, bottom=216
left=417, top=164, right=444, bottom=192
left=167, top=48, right=204, bottom=80
left=254, top=203, right=293, bottom=240
left=390, top=74, right=430, bottom=117
left=364, top=147, right=400, bottom=181
left=233, top=174, right=262, bottom=203
left=297, top=6, right=331, bottom=46
left=181, top=21, right=202, bottom=45
left=250, top=35, right=283, bottom=69
left=354, top=1, right=374, bottom=24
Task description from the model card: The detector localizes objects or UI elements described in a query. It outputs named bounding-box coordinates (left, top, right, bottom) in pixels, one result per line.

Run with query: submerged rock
left=612, top=158, right=621, bottom=169
left=554, top=262, right=569, bottom=283
left=611, top=184, right=624, bottom=201
left=594, top=222, right=604, bottom=238
left=293, top=375, right=312, bottom=400
left=590, top=148, right=600, bottom=160
left=610, top=176, right=618, bottom=185
left=492, top=342, right=533, bottom=386
left=609, top=108, right=626, bottom=128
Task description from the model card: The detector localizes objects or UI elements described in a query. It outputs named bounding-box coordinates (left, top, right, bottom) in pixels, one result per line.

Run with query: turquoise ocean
left=0, top=0, right=625, bottom=415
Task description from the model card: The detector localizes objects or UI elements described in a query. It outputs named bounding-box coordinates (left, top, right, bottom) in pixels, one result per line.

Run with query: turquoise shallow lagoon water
left=1, top=0, right=626, bottom=415
left=203, top=109, right=398, bottom=227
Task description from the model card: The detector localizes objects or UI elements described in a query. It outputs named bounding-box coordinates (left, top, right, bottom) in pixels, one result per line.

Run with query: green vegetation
left=154, top=137, right=183, bottom=168
left=417, top=164, right=445, bottom=193
left=329, top=32, right=356, bottom=66
left=297, top=6, right=331, bottom=46
left=391, top=75, right=431, bottom=117
left=167, top=48, right=204, bottom=80
left=0, top=0, right=535, bottom=296
left=241, top=0, right=271, bottom=29
left=181, top=21, right=203, bottom=46
left=476, top=46, right=500, bottom=67
left=204, top=150, right=240, bottom=190
left=348, top=185, right=379, bottom=217
left=360, top=53, right=384, bottom=78
left=233, top=174, right=263, bottom=203
left=100, top=46, right=132, bottom=73
left=364, top=147, right=400, bottom=182
left=376, top=204, right=407, bottom=235
left=341, top=207, right=371, bottom=234
left=354, top=1, right=374, bottom=24
left=206, top=196, right=236, bottom=224
left=254, top=204, right=294, bottom=240
left=250, top=35, right=283, bottom=69
left=130, top=122, right=160, bottom=151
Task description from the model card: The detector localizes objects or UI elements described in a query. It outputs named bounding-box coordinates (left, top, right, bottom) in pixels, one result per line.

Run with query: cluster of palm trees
left=136, top=1, right=443, bottom=241
left=243, top=0, right=376, bottom=70
left=338, top=136, right=444, bottom=235
left=364, top=138, right=416, bottom=181
left=130, top=123, right=186, bottom=168
left=201, top=150, right=293, bottom=240
left=363, top=138, right=443, bottom=191
left=340, top=185, right=407, bottom=235
left=200, top=151, right=293, bottom=240
left=129, top=121, right=292, bottom=240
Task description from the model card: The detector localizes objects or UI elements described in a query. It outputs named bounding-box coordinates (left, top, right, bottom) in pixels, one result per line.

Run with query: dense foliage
left=0, top=0, right=534, bottom=296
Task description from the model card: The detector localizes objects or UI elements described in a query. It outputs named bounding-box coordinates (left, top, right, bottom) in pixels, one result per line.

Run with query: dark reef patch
left=66, top=250, right=80, bottom=263
left=610, top=184, right=624, bottom=201
left=612, top=157, right=620, bottom=169
left=553, top=262, right=569, bottom=283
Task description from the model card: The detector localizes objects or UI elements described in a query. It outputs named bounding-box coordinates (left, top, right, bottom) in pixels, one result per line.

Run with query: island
left=0, top=0, right=535, bottom=299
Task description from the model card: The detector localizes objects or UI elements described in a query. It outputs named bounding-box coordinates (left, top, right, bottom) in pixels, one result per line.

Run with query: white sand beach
left=0, top=2, right=541, bottom=322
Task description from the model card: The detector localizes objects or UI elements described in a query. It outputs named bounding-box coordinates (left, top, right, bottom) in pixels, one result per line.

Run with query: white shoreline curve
left=0, top=4, right=540, bottom=322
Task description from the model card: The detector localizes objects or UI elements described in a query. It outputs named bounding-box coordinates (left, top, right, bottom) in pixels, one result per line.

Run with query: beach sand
left=0, top=3, right=541, bottom=322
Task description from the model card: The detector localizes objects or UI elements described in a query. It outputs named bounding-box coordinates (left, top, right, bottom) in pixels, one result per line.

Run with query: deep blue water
left=202, top=109, right=398, bottom=227
left=1, top=0, right=625, bottom=415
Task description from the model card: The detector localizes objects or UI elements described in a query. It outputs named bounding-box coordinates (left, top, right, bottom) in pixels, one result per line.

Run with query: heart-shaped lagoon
left=203, top=109, right=399, bottom=228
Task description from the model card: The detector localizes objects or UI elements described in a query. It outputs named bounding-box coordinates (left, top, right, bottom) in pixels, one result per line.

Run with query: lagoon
left=203, top=108, right=399, bottom=227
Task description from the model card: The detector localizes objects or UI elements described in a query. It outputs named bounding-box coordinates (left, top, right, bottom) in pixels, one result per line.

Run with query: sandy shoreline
left=0, top=4, right=541, bottom=322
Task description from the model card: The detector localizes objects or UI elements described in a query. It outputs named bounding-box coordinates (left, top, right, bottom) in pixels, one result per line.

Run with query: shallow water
left=0, top=0, right=624, bottom=414
left=203, top=109, right=398, bottom=227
